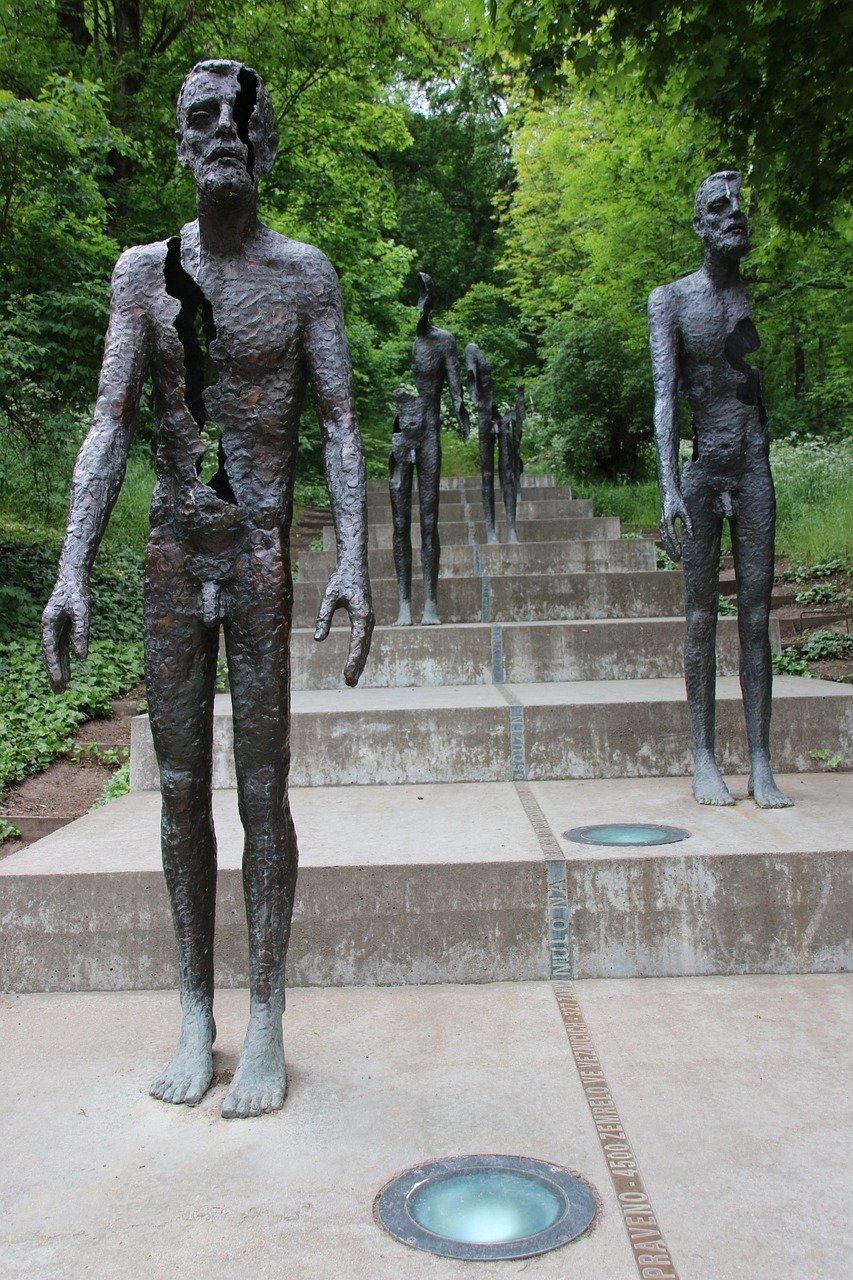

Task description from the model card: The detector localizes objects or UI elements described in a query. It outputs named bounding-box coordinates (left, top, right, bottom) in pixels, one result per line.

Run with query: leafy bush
left=773, top=650, right=812, bottom=677
left=797, top=629, right=853, bottom=662
left=0, top=639, right=143, bottom=790
left=795, top=583, right=851, bottom=606
left=531, top=313, right=654, bottom=481
left=90, top=761, right=130, bottom=809
left=0, top=818, right=20, bottom=843
left=0, top=527, right=144, bottom=790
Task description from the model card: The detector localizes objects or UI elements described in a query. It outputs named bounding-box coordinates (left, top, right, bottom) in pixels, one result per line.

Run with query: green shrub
left=0, top=639, right=143, bottom=790
left=90, top=761, right=130, bottom=809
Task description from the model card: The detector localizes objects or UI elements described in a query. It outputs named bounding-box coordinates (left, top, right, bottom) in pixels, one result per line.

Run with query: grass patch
left=570, top=478, right=658, bottom=525
left=771, top=439, right=852, bottom=567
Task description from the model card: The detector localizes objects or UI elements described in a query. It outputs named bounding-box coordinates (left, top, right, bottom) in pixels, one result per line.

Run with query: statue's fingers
left=344, top=608, right=374, bottom=688
left=72, top=606, right=89, bottom=660
left=41, top=615, right=68, bottom=693
left=314, top=586, right=338, bottom=642
left=680, top=507, right=695, bottom=540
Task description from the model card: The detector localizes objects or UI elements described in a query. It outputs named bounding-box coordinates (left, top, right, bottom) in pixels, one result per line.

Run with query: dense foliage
left=0, top=0, right=849, bottom=497
left=0, top=528, right=144, bottom=788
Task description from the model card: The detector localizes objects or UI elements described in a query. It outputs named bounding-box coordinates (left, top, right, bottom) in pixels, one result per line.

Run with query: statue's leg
left=732, top=465, right=793, bottom=808
left=498, top=420, right=519, bottom=544
left=145, top=530, right=219, bottom=1105
left=418, top=430, right=442, bottom=624
left=220, top=530, right=298, bottom=1118
left=479, top=419, right=497, bottom=543
left=389, top=447, right=414, bottom=625
left=681, top=476, right=733, bottom=805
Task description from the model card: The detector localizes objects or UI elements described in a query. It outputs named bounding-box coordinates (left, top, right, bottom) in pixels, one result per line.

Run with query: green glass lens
left=409, top=1170, right=564, bottom=1244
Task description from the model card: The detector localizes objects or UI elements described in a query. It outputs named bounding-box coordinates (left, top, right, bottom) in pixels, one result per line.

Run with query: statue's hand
left=458, top=404, right=471, bottom=442
left=41, top=576, right=90, bottom=693
left=659, top=488, right=693, bottom=563
left=314, top=565, right=375, bottom=687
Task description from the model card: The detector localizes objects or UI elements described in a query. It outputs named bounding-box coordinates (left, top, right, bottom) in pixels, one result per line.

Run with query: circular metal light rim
left=563, top=823, right=691, bottom=847
left=374, top=1153, right=598, bottom=1261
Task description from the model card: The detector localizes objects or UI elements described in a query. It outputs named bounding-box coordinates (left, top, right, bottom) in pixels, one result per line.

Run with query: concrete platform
left=366, top=473, right=558, bottom=492
left=0, top=975, right=850, bottom=1279
left=2, top=775, right=849, bottom=990
left=331, top=516, right=621, bottom=551
left=128, top=677, right=853, bottom=789
left=291, top=571, right=686, bottom=628
left=297, top=538, right=657, bottom=581
left=365, top=497, right=593, bottom=522
left=287, top=617, right=760, bottom=690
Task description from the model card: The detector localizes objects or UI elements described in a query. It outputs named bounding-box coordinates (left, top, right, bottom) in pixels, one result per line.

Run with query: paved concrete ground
left=1, top=975, right=850, bottom=1280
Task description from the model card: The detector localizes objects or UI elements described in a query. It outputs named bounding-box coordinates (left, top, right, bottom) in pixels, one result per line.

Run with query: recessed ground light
left=375, top=1154, right=597, bottom=1261
left=564, top=823, right=690, bottom=846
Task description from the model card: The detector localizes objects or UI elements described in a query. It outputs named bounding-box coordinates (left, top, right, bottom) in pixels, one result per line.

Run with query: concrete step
left=365, top=498, right=592, bottom=522
left=1, top=775, right=848, bottom=991
left=291, top=570, right=686, bottom=628
left=285, top=617, right=766, bottom=690
left=365, top=473, right=557, bottom=493
left=129, top=676, right=853, bottom=789
left=297, top=537, right=657, bottom=581
left=345, top=516, right=620, bottom=551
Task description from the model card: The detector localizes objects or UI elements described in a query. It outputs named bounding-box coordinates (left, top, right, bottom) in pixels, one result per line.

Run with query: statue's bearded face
left=694, top=174, right=749, bottom=259
left=176, top=66, right=276, bottom=204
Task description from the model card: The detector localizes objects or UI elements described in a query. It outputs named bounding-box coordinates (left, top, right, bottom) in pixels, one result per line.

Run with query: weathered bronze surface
left=465, top=344, right=523, bottom=545
left=389, top=273, right=470, bottom=625
left=649, top=170, right=792, bottom=809
left=41, top=60, right=374, bottom=1116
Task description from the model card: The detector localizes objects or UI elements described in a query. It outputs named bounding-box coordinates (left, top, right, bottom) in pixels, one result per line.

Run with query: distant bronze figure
left=41, top=60, right=374, bottom=1117
left=649, top=170, right=792, bottom=809
left=465, top=344, right=521, bottom=544
left=390, top=272, right=469, bottom=625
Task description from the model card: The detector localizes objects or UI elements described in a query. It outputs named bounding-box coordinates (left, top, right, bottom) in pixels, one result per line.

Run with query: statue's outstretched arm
left=444, top=340, right=471, bottom=440
left=303, top=252, right=374, bottom=686
left=42, top=250, right=150, bottom=691
left=649, top=286, right=693, bottom=561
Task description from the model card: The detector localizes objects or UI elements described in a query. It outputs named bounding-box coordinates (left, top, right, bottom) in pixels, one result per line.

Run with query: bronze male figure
left=41, top=60, right=374, bottom=1117
left=389, top=272, right=469, bottom=625
left=649, top=170, right=792, bottom=809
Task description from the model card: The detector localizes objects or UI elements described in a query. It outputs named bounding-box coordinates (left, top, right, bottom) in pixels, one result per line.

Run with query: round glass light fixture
left=564, top=823, right=690, bottom=847
left=375, top=1154, right=597, bottom=1261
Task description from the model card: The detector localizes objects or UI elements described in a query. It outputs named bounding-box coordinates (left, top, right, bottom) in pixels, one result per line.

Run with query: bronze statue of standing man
left=41, top=61, right=374, bottom=1116
left=389, top=272, right=470, bottom=625
left=649, top=170, right=792, bottom=809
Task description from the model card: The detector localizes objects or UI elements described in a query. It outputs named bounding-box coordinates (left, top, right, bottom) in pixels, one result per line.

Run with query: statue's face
left=176, top=67, right=274, bottom=204
left=694, top=175, right=749, bottom=258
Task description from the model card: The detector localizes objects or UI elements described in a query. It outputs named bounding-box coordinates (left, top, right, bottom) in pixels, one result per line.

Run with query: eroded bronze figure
left=42, top=60, right=374, bottom=1116
left=649, top=170, right=792, bottom=809
left=389, top=272, right=470, bottom=625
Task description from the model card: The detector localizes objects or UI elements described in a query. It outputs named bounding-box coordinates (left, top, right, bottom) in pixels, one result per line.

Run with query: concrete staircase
left=2, top=474, right=851, bottom=992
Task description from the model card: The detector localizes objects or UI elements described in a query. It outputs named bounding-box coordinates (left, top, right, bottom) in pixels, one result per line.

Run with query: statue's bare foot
left=506, top=527, right=519, bottom=545
left=749, top=755, right=794, bottom=808
left=393, top=602, right=412, bottom=627
left=421, top=601, right=441, bottom=626
left=221, top=1006, right=286, bottom=1119
left=486, top=529, right=499, bottom=545
left=692, top=751, right=735, bottom=806
left=150, top=1005, right=215, bottom=1106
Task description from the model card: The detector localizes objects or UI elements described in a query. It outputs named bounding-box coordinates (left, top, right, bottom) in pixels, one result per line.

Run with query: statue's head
left=176, top=60, right=278, bottom=205
left=417, top=272, right=434, bottom=327
left=693, top=170, right=748, bottom=258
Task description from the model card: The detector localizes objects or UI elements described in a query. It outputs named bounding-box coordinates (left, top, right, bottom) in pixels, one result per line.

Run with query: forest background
left=0, top=0, right=849, bottom=510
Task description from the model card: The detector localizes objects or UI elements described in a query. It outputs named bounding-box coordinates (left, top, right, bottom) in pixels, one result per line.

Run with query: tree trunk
left=57, top=1, right=91, bottom=48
